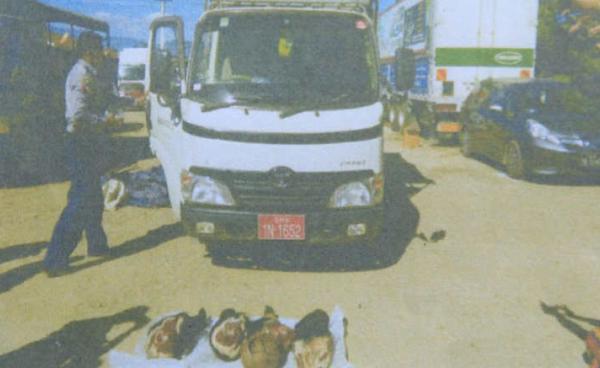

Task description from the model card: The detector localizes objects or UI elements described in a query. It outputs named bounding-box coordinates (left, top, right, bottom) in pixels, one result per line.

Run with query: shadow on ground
left=541, top=302, right=600, bottom=340
left=527, top=174, right=600, bottom=187
left=0, top=241, right=46, bottom=265
left=541, top=302, right=599, bottom=365
left=0, top=306, right=150, bottom=368
left=0, top=131, right=151, bottom=188
left=208, top=153, right=434, bottom=272
left=0, top=223, right=182, bottom=294
left=110, top=122, right=145, bottom=134
left=466, top=153, right=600, bottom=186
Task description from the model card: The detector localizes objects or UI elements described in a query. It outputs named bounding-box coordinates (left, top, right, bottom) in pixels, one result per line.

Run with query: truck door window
left=150, top=25, right=180, bottom=98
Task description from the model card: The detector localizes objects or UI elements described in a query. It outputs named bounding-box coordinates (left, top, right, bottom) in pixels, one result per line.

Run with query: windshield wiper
left=279, top=94, right=350, bottom=119
left=201, top=96, right=264, bottom=113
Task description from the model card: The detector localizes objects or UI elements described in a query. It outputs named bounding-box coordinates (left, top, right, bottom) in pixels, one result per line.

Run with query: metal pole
left=159, top=0, right=166, bottom=49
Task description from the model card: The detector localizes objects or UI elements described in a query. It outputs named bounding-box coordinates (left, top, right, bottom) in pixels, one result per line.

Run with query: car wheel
left=504, top=140, right=526, bottom=179
left=459, top=130, right=473, bottom=157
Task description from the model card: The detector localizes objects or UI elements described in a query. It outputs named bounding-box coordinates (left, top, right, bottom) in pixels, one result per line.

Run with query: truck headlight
left=328, top=173, right=384, bottom=208
left=181, top=170, right=235, bottom=206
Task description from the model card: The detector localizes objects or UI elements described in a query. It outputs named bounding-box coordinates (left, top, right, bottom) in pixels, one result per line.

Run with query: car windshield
left=513, top=83, right=598, bottom=117
left=189, top=12, right=378, bottom=110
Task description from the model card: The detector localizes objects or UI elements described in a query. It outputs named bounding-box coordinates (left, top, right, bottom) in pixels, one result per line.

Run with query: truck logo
left=494, top=51, right=523, bottom=66
left=269, top=166, right=295, bottom=189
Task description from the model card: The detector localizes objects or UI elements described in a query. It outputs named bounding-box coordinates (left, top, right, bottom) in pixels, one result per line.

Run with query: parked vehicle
left=0, top=0, right=115, bottom=178
left=145, top=0, right=405, bottom=253
left=118, top=47, right=147, bottom=110
left=379, top=0, right=539, bottom=140
left=460, top=79, right=600, bottom=179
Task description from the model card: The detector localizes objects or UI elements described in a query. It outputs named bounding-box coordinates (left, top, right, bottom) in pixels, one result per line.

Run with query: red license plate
left=258, top=214, right=305, bottom=240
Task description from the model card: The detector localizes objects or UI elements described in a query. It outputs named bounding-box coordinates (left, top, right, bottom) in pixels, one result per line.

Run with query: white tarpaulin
left=108, top=306, right=352, bottom=368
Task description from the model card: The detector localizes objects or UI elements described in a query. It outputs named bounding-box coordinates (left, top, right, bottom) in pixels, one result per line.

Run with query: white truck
left=145, top=0, right=393, bottom=253
left=379, top=0, right=539, bottom=139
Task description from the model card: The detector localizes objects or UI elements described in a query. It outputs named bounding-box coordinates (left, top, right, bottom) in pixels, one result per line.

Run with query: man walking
left=44, top=32, right=114, bottom=276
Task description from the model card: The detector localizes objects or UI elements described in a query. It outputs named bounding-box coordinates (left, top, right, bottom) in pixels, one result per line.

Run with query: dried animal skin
left=293, top=335, right=334, bottom=368
left=145, top=315, right=184, bottom=359
left=240, top=306, right=294, bottom=368
left=241, top=332, right=287, bottom=368
left=293, top=309, right=334, bottom=368
left=210, top=309, right=248, bottom=361
left=145, top=309, right=209, bottom=360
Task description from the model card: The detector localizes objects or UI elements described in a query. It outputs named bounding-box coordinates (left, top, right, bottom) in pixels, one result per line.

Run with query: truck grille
left=190, top=167, right=373, bottom=211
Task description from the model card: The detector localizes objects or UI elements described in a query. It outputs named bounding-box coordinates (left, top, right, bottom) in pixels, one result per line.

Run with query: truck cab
left=146, top=0, right=386, bottom=247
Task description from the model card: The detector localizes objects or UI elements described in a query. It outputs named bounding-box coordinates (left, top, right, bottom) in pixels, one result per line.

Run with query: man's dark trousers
left=44, top=133, right=109, bottom=270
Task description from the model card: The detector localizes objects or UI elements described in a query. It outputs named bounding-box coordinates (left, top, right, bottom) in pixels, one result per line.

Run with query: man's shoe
left=44, top=266, right=69, bottom=278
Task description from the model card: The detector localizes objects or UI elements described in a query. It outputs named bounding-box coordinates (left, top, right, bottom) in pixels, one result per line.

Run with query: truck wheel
left=206, top=242, right=227, bottom=262
left=436, top=131, right=457, bottom=145
left=182, top=220, right=195, bottom=236
left=416, top=106, right=436, bottom=138
left=372, top=234, right=394, bottom=266
left=460, top=130, right=473, bottom=157
left=504, top=140, right=526, bottom=179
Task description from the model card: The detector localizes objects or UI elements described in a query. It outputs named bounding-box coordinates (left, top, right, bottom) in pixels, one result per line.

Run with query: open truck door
left=147, top=16, right=186, bottom=217
left=147, top=16, right=185, bottom=138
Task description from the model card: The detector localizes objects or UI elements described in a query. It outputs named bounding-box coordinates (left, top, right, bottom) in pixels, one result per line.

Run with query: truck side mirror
left=394, top=47, right=416, bottom=91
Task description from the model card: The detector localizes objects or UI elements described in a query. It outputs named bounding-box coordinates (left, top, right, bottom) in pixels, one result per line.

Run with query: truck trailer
left=0, top=0, right=114, bottom=181
left=145, top=0, right=394, bottom=257
left=379, top=0, right=539, bottom=140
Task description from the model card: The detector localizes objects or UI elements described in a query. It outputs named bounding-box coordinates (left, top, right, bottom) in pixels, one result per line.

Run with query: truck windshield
left=189, top=12, right=378, bottom=110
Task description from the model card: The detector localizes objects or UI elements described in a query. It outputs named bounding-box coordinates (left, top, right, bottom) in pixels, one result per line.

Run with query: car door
left=488, top=88, right=521, bottom=163
left=478, top=88, right=509, bottom=161
left=463, top=87, right=495, bottom=157
left=147, top=16, right=185, bottom=155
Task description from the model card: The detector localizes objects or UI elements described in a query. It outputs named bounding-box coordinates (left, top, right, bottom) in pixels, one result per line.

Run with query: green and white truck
left=379, top=0, right=539, bottom=139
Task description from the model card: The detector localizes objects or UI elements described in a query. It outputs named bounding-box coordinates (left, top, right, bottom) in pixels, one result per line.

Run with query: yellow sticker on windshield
left=278, top=37, right=293, bottom=58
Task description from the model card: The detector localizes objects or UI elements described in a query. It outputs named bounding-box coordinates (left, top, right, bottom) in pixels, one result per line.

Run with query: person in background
left=43, top=31, right=115, bottom=276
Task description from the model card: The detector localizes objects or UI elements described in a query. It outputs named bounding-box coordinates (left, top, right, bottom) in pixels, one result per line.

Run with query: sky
left=40, top=0, right=395, bottom=45
left=40, top=0, right=205, bottom=44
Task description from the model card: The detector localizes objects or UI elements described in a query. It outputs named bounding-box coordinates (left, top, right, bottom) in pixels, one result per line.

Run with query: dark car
left=460, top=79, right=600, bottom=179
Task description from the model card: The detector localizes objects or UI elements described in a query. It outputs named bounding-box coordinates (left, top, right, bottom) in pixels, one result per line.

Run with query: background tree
left=537, top=0, right=600, bottom=80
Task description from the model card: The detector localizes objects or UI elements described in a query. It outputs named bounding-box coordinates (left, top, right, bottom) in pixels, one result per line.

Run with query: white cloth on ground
left=108, top=306, right=352, bottom=368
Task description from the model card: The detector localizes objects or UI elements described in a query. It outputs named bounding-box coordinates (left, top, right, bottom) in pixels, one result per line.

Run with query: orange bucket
left=402, top=130, right=421, bottom=148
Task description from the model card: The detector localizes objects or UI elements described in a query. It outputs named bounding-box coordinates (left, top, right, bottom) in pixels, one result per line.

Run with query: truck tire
left=414, top=102, right=436, bottom=138
left=182, top=220, right=195, bottom=236
left=459, top=130, right=473, bottom=157
left=436, top=131, right=457, bottom=145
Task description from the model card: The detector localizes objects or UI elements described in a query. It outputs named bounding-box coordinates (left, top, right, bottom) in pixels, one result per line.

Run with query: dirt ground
left=1, top=112, right=600, bottom=367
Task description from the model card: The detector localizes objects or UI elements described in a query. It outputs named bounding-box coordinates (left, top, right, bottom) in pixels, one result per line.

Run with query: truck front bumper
left=181, top=204, right=384, bottom=245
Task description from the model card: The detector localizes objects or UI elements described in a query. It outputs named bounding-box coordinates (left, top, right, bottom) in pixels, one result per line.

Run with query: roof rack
left=205, top=0, right=377, bottom=19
